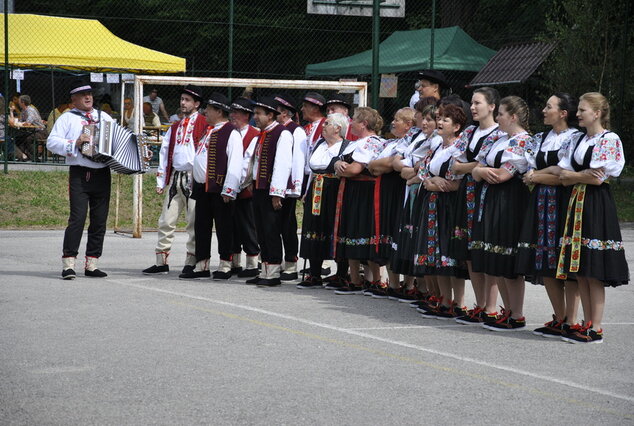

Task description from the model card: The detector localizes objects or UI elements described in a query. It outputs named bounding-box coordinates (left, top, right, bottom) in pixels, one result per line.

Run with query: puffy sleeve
left=557, top=134, right=575, bottom=171
left=352, top=136, right=385, bottom=165
left=270, top=129, right=293, bottom=197
left=525, top=132, right=543, bottom=171
left=451, top=126, right=474, bottom=162
left=46, top=113, right=79, bottom=159
left=222, top=129, right=244, bottom=199
left=590, top=132, right=625, bottom=179
left=500, top=133, right=533, bottom=175
left=156, top=126, right=171, bottom=188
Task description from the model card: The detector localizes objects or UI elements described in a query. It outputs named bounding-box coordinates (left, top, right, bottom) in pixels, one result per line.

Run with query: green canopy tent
left=306, top=26, right=495, bottom=76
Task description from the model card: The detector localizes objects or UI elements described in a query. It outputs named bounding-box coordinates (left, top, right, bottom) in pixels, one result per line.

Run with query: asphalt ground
left=1, top=229, right=633, bottom=425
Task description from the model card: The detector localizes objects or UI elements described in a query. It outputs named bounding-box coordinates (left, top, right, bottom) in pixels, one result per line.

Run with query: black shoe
left=85, top=269, right=108, bottom=278
left=245, top=276, right=262, bottom=284
left=280, top=272, right=298, bottom=281
left=296, top=277, right=323, bottom=289
left=61, top=269, right=76, bottom=280
left=142, top=264, right=169, bottom=275
left=181, top=265, right=195, bottom=274
left=212, top=270, right=232, bottom=280
left=324, top=277, right=347, bottom=290
left=237, top=268, right=259, bottom=278
left=179, top=270, right=210, bottom=280
left=230, top=267, right=243, bottom=274
left=257, top=278, right=281, bottom=287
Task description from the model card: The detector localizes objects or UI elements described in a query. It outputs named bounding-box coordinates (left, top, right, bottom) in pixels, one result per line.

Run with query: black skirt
left=300, top=175, right=341, bottom=260
left=412, top=188, right=469, bottom=278
left=555, top=183, right=629, bottom=287
left=335, top=176, right=379, bottom=261
left=390, top=183, right=424, bottom=275
left=448, top=173, right=480, bottom=261
left=470, top=177, right=530, bottom=279
left=515, top=184, right=571, bottom=283
left=375, top=171, right=406, bottom=264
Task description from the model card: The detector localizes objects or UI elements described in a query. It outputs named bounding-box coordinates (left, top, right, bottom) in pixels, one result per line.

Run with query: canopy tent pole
left=3, top=0, right=8, bottom=174
left=371, top=0, right=380, bottom=109
left=430, top=0, right=436, bottom=69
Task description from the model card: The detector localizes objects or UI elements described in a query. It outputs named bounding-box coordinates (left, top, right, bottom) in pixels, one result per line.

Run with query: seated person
left=14, top=94, right=46, bottom=161
left=47, top=99, right=70, bottom=134
left=143, top=102, right=161, bottom=127
left=122, top=97, right=135, bottom=130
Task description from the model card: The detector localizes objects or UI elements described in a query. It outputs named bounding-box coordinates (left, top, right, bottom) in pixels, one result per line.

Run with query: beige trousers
left=155, top=171, right=196, bottom=260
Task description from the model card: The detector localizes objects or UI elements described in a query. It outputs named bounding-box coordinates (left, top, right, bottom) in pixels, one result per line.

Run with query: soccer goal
left=115, top=75, right=368, bottom=238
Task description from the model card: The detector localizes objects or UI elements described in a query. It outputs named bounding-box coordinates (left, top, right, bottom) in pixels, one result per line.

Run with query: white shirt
left=526, top=128, right=581, bottom=170
left=304, top=118, right=325, bottom=174
left=477, top=131, right=532, bottom=176
left=192, top=121, right=244, bottom=199
left=284, top=120, right=307, bottom=197
left=351, top=135, right=386, bottom=165
left=244, top=121, right=293, bottom=197
left=309, top=139, right=357, bottom=171
left=47, top=108, right=114, bottom=168
left=156, top=112, right=201, bottom=188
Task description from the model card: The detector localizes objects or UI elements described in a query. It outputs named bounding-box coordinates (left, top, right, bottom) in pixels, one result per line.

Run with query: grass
left=0, top=170, right=633, bottom=229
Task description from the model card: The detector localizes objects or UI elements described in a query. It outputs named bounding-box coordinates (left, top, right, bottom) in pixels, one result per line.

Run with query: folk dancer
left=142, top=85, right=207, bottom=275
left=180, top=93, right=243, bottom=280
left=243, top=96, right=293, bottom=286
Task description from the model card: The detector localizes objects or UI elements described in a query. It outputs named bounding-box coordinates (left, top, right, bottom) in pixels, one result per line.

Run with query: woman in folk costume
left=555, top=92, right=628, bottom=344
left=447, top=87, right=504, bottom=325
left=471, top=96, right=534, bottom=331
left=515, top=93, right=582, bottom=338
left=410, top=104, right=468, bottom=319
left=389, top=102, right=440, bottom=304
left=365, top=107, right=418, bottom=298
left=332, top=107, right=386, bottom=295
left=296, top=113, right=356, bottom=289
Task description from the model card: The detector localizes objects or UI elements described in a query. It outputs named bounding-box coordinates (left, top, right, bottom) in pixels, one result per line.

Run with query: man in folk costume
left=143, top=85, right=207, bottom=275
left=47, top=80, right=114, bottom=279
left=274, top=93, right=306, bottom=281
left=243, top=96, right=293, bottom=286
left=229, top=97, right=261, bottom=278
left=300, top=92, right=327, bottom=193
left=326, top=93, right=359, bottom=141
left=180, top=93, right=243, bottom=280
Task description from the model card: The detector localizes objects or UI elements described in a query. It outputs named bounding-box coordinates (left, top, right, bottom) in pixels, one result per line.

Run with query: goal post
left=125, top=75, right=368, bottom=238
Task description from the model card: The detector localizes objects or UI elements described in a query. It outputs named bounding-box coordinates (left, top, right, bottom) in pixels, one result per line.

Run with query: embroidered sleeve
left=525, top=132, right=543, bottom=171
left=501, top=133, right=532, bottom=175
left=590, top=133, right=625, bottom=179
left=352, top=136, right=385, bottom=165
left=451, top=126, right=475, bottom=162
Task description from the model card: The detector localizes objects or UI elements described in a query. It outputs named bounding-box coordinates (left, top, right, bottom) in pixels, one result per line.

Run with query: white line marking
left=109, top=280, right=634, bottom=404
left=347, top=325, right=464, bottom=330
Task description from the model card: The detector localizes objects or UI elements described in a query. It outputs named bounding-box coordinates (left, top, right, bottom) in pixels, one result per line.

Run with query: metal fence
left=2, top=0, right=632, bottom=165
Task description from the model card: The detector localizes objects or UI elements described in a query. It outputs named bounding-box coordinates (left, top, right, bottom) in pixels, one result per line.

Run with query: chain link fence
left=2, top=0, right=632, bottom=164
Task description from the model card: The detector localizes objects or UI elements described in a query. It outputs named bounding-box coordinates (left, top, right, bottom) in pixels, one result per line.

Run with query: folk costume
left=243, top=97, right=293, bottom=285
left=389, top=130, right=441, bottom=276
left=555, top=131, right=629, bottom=286
left=184, top=94, right=244, bottom=280
left=274, top=94, right=307, bottom=280
left=470, top=132, right=533, bottom=279
left=334, top=134, right=387, bottom=261
left=448, top=124, right=502, bottom=261
left=47, top=80, right=114, bottom=279
left=325, top=95, right=359, bottom=141
left=515, top=128, right=582, bottom=282
left=300, top=137, right=356, bottom=284
left=230, top=98, right=261, bottom=277
left=145, top=85, right=208, bottom=274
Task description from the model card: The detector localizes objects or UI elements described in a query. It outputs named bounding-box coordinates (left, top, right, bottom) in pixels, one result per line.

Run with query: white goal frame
left=123, top=75, right=368, bottom=238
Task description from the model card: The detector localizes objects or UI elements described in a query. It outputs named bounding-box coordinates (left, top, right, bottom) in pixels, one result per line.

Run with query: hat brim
left=253, top=102, right=280, bottom=115
left=181, top=89, right=203, bottom=102
left=206, top=100, right=231, bottom=113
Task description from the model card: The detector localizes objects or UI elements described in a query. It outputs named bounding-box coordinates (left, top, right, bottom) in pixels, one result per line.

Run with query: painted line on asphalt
left=109, top=280, right=634, bottom=406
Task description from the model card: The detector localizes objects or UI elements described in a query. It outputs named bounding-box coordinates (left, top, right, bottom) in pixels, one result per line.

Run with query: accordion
left=81, top=121, right=150, bottom=174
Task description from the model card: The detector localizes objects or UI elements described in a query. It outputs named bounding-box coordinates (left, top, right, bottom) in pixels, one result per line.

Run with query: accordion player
left=81, top=120, right=150, bottom=174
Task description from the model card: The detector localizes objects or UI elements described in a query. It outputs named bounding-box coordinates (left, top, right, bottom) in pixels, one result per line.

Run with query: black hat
left=303, top=92, right=326, bottom=107
left=181, top=84, right=204, bottom=102
left=326, top=93, right=351, bottom=109
left=252, top=96, right=280, bottom=115
left=418, top=70, right=448, bottom=88
left=206, top=92, right=231, bottom=112
left=230, top=97, right=254, bottom=114
left=69, top=79, right=93, bottom=95
left=274, top=93, right=297, bottom=113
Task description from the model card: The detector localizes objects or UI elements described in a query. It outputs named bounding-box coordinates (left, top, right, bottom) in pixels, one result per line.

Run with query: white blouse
left=526, top=128, right=582, bottom=170
left=558, top=131, right=625, bottom=180
left=351, top=135, right=386, bottom=165
left=477, top=131, right=533, bottom=176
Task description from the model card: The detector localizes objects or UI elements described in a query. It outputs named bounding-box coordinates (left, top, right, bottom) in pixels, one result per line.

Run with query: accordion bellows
left=82, top=121, right=149, bottom=174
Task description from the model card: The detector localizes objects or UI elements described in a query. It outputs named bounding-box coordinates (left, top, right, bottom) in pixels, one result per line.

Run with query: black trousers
left=192, top=182, right=235, bottom=262
left=232, top=196, right=260, bottom=256
left=280, top=197, right=298, bottom=262
left=63, top=166, right=111, bottom=258
left=253, top=189, right=283, bottom=265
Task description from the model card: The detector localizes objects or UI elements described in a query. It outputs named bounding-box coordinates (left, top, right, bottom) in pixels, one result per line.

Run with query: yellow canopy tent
left=0, top=14, right=185, bottom=73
